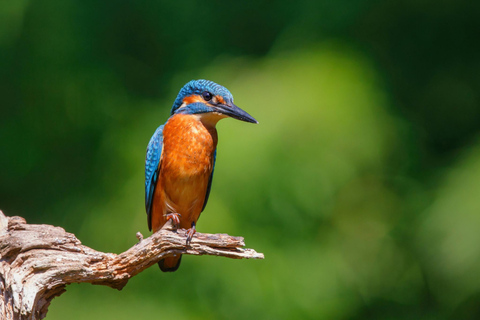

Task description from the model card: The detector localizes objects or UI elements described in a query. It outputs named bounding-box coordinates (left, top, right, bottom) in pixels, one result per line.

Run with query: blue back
left=145, top=125, right=164, bottom=230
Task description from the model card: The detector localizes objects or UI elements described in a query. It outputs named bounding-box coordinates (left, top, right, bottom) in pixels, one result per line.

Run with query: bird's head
left=170, top=79, right=258, bottom=124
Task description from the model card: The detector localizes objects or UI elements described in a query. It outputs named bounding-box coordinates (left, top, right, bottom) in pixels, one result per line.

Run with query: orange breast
left=151, top=114, right=218, bottom=231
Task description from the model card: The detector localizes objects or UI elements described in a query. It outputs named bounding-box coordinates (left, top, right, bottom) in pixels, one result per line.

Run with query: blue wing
left=145, top=125, right=164, bottom=231
left=201, top=149, right=216, bottom=212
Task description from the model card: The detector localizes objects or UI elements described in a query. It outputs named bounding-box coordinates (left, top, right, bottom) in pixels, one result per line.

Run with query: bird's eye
left=202, top=91, right=213, bottom=101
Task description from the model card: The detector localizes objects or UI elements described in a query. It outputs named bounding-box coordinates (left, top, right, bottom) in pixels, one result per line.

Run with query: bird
left=145, top=79, right=257, bottom=272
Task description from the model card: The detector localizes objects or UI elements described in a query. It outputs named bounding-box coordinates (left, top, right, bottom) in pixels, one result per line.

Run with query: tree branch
left=0, top=210, right=264, bottom=320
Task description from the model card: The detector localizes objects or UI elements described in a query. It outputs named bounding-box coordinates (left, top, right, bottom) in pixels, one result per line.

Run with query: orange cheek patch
left=183, top=95, right=204, bottom=105
left=215, top=95, right=226, bottom=104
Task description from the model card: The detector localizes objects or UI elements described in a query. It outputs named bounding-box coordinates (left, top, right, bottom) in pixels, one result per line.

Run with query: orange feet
left=165, top=212, right=181, bottom=228
left=185, top=222, right=196, bottom=245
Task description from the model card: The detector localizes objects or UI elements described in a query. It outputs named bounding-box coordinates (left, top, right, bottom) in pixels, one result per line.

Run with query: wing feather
left=145, top=125, right=164, bottom=231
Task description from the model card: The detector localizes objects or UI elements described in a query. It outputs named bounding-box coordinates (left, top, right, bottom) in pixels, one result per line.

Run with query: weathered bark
left=0, top=210, right=264, bottom=320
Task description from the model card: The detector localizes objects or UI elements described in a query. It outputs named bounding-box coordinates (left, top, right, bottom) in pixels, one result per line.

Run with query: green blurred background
left=1, top=1, right=480, bottom=319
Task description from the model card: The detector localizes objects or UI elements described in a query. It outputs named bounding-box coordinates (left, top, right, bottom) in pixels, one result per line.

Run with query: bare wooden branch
left=0, top=210, right=263, bottom=320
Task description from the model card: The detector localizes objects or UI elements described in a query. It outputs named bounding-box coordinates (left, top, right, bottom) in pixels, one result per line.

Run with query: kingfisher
left=145, top=79, right=257, bottom=272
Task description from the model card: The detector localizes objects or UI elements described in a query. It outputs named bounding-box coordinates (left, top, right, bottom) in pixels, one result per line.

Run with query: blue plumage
left=171, top=79, right=234, bottom=115
left=145, top=125, right=163, bottom=231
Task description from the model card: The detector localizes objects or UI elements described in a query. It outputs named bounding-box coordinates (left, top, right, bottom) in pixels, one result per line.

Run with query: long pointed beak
left=216, top=103, right=258, bottom=124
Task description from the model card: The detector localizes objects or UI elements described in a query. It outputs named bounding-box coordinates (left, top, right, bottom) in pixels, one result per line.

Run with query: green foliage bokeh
left=1, top=1, right=480, bottom=319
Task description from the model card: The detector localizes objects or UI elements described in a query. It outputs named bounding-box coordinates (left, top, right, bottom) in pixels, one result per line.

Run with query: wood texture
left=0, top=210, right=264, bottom=320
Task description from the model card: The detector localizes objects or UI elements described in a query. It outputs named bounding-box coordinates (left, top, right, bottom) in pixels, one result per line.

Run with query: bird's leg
left=165, top=212, right=181, bottom=229
left=185, top=221, right=196, bottom=245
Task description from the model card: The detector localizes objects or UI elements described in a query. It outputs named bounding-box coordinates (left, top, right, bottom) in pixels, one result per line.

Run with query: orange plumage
left=151, top=114, right=218, bottom=270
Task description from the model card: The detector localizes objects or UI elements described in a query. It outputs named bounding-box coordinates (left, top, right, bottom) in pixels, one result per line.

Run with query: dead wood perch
left=0, top=210, right=264, bottom=320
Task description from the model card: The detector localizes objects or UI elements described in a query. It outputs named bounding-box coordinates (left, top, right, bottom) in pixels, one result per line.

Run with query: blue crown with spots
left=171, top=79, right=234, bottom=115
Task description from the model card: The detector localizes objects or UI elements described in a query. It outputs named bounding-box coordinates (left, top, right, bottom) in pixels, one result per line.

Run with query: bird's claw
left=185, top=224, right=196, bottom=245
left=165, top=213, right=181, bottom=228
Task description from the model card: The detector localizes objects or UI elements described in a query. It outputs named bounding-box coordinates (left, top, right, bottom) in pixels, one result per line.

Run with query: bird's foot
left=185, top=222, right=196, bottom=245
left=165, top=212, right=181, bottom=229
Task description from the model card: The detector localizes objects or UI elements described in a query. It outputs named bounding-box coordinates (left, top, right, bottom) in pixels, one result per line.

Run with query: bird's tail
left=158, top=255, right=182, bottom=272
